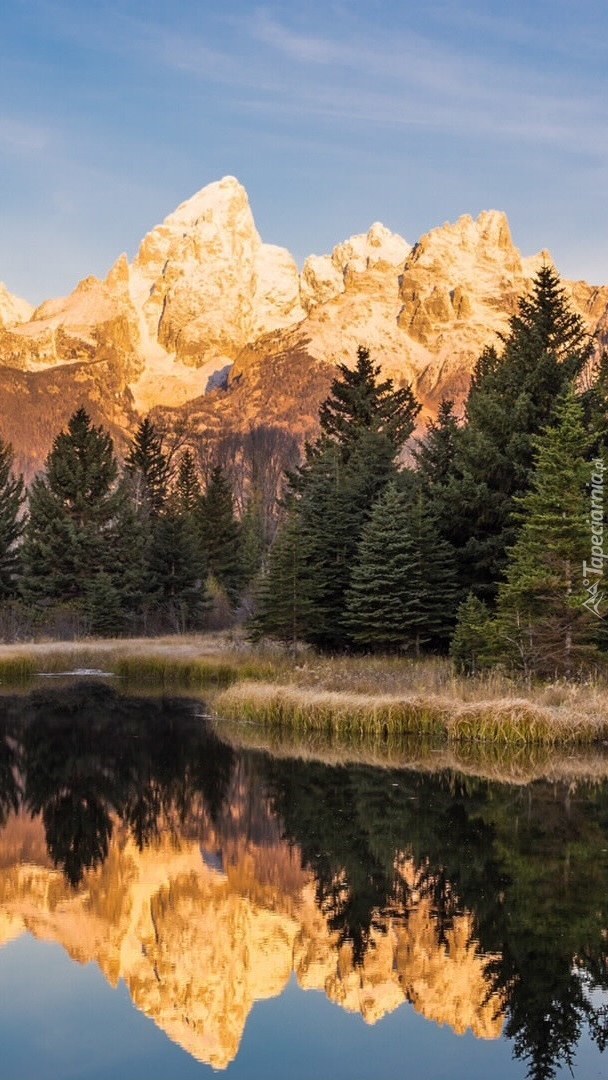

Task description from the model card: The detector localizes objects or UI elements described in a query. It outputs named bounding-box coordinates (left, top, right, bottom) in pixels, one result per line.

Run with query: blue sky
left=1, top=0, right=607, bottom=303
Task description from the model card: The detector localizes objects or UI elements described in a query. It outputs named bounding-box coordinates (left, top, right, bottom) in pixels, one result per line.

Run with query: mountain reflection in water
left=0, top=683, right=607, bottom=1079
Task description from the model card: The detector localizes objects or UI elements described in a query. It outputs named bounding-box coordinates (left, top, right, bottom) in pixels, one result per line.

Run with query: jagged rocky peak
left=0, top=282, right=33, bottom=327
left=301, top=221, right=411, bottom=311
left=397, top=209, right=529, bottom=347
left=2, top=178, right=608, bottom=475
left=407, top=209, right=521, bottom=282
left=128, top=175, right=305, bottom=363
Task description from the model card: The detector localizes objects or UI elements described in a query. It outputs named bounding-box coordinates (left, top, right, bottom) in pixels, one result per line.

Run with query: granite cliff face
left=1, top=176, right=607, bottom=472
left=0, top=807, right=502, bottom=1070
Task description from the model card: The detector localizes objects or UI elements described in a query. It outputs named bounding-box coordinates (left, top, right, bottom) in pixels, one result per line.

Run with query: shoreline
left=1, top=635, right=607, bottom=749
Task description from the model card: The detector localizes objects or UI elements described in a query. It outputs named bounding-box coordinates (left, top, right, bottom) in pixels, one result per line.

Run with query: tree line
left=0, top=409, right=287, bottom=636
left=0, top=264, right=606, bottom=673
left=254, top=265, right=608, bottom=677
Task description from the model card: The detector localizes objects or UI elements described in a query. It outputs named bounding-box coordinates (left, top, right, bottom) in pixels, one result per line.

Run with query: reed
left=112, top=653, right=277, bottom=688
left=215, top=680, right=608, bottom=746
left=217, top=682, right=450, bottom=736
left=0, top=649, right=107, bottom=680
left=2, top=636, right=608, bottom=748
left=0, top=636, right=281, bottom=688
left=0, top=654, right=39, bottom=680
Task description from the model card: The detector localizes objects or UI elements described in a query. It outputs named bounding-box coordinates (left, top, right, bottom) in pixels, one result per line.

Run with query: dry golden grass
left=215, top=680, right=608, bottom=746
left=2, top=636, right=608, bottom=748
left=0, top=634, right=283, bottom=687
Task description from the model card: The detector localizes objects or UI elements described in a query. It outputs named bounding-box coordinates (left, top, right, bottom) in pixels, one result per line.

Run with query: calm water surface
left=0, top=682, right=607, bottom=1080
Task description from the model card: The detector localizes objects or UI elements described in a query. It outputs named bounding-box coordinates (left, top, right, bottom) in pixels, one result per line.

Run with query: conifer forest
left=1, top=266, right=606, bottom=680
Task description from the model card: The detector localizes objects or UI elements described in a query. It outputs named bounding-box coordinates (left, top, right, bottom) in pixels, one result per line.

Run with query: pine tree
left=84, top=572, right=124, bottom=636
left=0, top=438, right=25, bottom=600
left=195, top=466, right=242, bottom=602
left=126, top=416, right=170, bottom=518
left=345, top=483, right=458, bottom=653
left=414, top=399, right=460, bottom=489
left=173, top=449, right=201, bottom=517
left=450, top=593, right=495, bottom=675
left=147, top=514, right=209, bottom=633
left=450, top=266, right=592, bottom=601
left=255, top=349, right=421, bottom=649
left=251, top=517, right=314, bottom=649
left=288, top=433, right=399, bottom=649
left=240, top=493, right=266, bottom=586
left=21, top=408, right=142, bottom=627
left=319, top=345, right=420, bottom=454
left=494, top=391, right=599, bottom=678
left=413, top=399, right=463, bottom=555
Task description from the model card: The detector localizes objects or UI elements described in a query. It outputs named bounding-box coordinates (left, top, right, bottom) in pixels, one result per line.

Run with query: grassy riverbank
left=0, top=635, right=278, bottom=688
left=1, top=635, right=607, bottom=746
left=215, top=681, right=608, bottom=745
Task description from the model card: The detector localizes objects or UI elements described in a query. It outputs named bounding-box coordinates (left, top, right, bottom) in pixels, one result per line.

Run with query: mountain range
left=0, top=783, right=502, bottom=1069
left=1, top=175, right=607, bottom=476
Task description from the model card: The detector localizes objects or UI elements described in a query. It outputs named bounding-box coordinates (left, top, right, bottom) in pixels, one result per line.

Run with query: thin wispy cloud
left=18, top=3, right=607, bottom=161
left=138, top=12, right=608, bottom=162
left=0, top=1, right=607, bottom=296
left=247, top=11, right=347, bottom=65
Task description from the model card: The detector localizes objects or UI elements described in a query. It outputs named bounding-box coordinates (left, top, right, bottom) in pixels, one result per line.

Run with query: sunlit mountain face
left=0, top=682, right=607, bottom=1079
left=2, top=177, right=608, bottom=482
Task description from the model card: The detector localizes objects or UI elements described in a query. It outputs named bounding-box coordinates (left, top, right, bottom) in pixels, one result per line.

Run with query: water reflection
left=0, top=683, right=607, bottom=1079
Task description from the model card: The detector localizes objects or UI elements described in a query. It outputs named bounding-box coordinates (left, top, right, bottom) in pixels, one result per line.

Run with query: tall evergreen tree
left=126, top=416, right=170, bottom=518
left=21, top=408, right=144, bottom=628
left=250, top=516, right=314, bottom=649
left=413, top=398, right=462, bottom=555
left=255, top=349, right=421, bottom=649
left=240, top=493, right=266, bottom=586
left=294, top=435, right=400, bottom=648
left=414, top=398, right=459, bottom=483
left=494, top=391, right=599, bottom=677
left=449, top=265, right=592, bottom=601
left=0, top=438, right=25, bottom=600
left=318, top=344, right=420, bottom=454
left=345, top=482, right=459, bottom=653
left=172, top=449, right=201, bottom=517
left=195, top=466, right=242, bottom=602
left=147, top=514, right=209, bottom=633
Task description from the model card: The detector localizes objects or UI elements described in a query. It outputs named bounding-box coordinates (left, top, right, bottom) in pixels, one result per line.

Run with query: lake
left=0, top=680, right=607, bottom=1080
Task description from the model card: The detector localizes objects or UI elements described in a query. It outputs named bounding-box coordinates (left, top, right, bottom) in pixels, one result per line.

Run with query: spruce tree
left=319, top=344, right=420, bottom=454
left=195, top=466, right=243, bottom=602
left=450, top=266, right=592, bottom=601
left=414, top=399, right=460, bottom=489
left=147, top=514, right=209, bottom=633
left=173, top=449, right=201, bottom=517
left=21, top=408, right=143, bottom=627
left=256, top=348, right=421, bottom=649
left=494, top=391, right=599, bottom=677
left=240, top=493, right=266, bottom=586
left=126, top=416, right=170, bottom=518
left=296, top=435, right=400, bottom=648
left=251, top=516, right=314, bottom=649
left=345, top=482, right=458, bottom=654
left=450, top=593, right=494, bottom=675
left=0, top=438, right=25, bottom=600
left=413, top=399, right=463, bottom=557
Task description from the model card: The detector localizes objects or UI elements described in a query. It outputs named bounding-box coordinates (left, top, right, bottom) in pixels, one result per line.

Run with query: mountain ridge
left=1, top=176, right=607, bottom=475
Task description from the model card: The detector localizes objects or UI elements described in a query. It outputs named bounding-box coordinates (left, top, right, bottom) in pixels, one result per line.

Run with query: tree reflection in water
left=259, top=755, right=608, bottom=1080
left=0, top=682, right=607, bottom=1079
left=3, top=682, right=235, bottom=885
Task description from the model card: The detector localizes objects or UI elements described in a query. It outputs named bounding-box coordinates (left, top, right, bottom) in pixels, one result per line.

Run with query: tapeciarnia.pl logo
left=582, top=458, right=606, bottom=618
